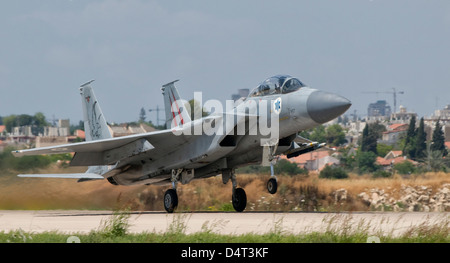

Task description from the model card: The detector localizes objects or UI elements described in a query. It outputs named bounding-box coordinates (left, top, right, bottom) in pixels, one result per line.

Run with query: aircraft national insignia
left=273, top=97, right=282, bottom=114
left=85, top=96, right=91, bottom=103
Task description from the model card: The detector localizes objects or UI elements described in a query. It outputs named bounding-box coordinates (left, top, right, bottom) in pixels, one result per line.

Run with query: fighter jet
left=12, top=75, right=351, bottom=213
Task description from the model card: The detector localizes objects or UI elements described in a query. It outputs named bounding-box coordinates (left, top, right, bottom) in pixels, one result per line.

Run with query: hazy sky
left=1, top=0, right=450, bottom=125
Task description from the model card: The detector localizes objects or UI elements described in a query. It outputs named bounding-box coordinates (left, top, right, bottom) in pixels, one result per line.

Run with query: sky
left=1, top=0, right=450, bottom=125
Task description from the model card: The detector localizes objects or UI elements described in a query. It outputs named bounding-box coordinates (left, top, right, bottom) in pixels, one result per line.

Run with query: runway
left=1, top=210, right=448, bottom=236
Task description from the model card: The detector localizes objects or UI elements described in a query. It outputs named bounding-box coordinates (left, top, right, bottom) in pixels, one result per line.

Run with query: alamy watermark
left=169, top=92, right=281, bottom=146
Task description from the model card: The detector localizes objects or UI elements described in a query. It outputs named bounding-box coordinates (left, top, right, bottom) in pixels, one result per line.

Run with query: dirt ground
left=1, top=165, right=449, bottom=212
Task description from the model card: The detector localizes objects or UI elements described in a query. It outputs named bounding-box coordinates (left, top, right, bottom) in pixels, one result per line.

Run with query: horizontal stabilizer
left=17, top=173, right=104, bottom=179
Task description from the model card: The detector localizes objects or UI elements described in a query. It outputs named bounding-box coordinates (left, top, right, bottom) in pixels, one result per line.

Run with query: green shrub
left=319, top=165, right=348, bottom=179
left=394, top=161, right=416, bottom=175
left=274, top=159, right=308, bottom=176
left=356, top=151, right=379, bottom=174
left=237, top=159, right=308, bottom=177
left=372, top=170, right=392, bottom=178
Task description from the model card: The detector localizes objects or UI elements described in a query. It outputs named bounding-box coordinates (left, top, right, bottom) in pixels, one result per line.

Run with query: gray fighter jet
left=13, top=75, right=351, bottom=212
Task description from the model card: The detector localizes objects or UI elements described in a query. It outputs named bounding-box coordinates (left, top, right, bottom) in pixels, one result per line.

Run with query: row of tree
left=0, top=113, right=48, bottom=134
left=358, top=116, right=449, bottom=174
left=310, top=117, right=450, bottom=179
left=360, top=116, right=448, bottom=161
left=402, top=116, right=448, bottom=160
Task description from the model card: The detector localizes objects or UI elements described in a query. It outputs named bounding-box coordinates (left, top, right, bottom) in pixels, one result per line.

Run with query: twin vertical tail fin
left=79, top=80, right=112, bottom=142
left=161, top=80, right=191, bottom=128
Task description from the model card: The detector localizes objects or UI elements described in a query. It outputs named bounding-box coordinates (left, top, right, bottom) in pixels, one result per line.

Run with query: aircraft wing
left=12, top=128, right=195, bottom=166
left=284, top=135, right=327, bottom=158
left=17, top=173, right=104, bottom=179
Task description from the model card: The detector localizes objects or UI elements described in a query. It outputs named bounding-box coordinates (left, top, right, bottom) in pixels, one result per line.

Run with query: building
left=43, top=119, right=70, bottom=137
left=390, top=105, right=417, bottom=123
left=285, top=149, right=339, bottom=172
left=376, top=151, right=416, bottom=171
left=431, top=104, right=450, bottom=120
left=0, top=125, right=6, bottom=138
left=381, top=123, right=409, bottom=145
left=108, top=123, right=156, bottom=137
left=345, top=120, right=366, bottom=145
left=368, top=100, right=391, bottom=118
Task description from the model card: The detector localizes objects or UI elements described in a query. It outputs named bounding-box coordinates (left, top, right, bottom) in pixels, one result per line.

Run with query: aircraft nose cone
left=307, top=91, right=351, bottom=124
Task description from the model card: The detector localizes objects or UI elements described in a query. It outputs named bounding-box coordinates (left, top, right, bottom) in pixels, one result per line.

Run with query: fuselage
left=109, top=75, right=351, bottom=186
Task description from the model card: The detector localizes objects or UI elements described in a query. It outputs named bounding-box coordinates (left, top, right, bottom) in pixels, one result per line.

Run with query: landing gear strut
left=223, top=169, right=247, bottom=212
left=163, top=169, right=182, bottom=213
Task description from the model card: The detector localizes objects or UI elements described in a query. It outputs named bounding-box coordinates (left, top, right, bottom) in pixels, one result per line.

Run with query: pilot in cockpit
left=249, top=75, right=306, bottom=98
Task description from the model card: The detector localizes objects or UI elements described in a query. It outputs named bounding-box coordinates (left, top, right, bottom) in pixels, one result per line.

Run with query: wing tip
left=17, top=173, right=104, bottom=179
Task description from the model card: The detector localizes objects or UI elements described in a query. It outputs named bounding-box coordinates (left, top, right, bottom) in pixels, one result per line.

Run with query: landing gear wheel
left=164, top=189, right=178, bottom=213
left=232, top=188, right=247, bottom=212
left=267, top=178, right=278, bottom=194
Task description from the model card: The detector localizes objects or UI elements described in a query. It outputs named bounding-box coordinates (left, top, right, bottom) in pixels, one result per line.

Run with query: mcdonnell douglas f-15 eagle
left=13, top=75, right=351, bottom=212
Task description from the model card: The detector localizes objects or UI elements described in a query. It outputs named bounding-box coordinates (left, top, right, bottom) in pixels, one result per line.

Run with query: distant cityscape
left=1, top=90, right=450, bottom=175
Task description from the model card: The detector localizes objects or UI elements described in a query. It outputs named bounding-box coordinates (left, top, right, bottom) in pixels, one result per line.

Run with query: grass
left=0, top=211, right=449, bottom=243
left=2, top=231, right=448, bottom=243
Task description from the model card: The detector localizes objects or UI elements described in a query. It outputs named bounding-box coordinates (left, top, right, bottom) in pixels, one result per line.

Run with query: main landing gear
left=164, top=188, right=178, bottom=213
left=163, top=169, right=182, bottom=213
left=163, top=166, right=277, bottom=213
left=223, top=169, right=247, bottom=212
left=267, top=162, right=278, bottom=194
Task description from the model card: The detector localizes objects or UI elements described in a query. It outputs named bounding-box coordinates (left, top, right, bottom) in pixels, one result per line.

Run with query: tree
left=2, top=113, right=49, bottom=133
left=325, top=124, right=347, bottom=147
left=377, top=143, right=393, bottom=158
left=139, top=107, right=146, bottom=123
left=394, top=161, right=416, bottom=175
left=415, top=117, right=427, bottom=160
left=2, top=115, right=17, bottom=133
left=33, top=112, right=48, bottom=128
left=319, top=165, right=348, bottom=179
left=425, top=142, right=447, bottom=172
left=369, top=121, right=387, bottom=140
left=356, top=151, right=379, bottom=174
left=273, top=159, right=308, bottom=176
left=187, top=99, right=208, bottom=120
left=338, top=147, right=356, bottom=172
left=431, top=119, right=448, bottom=157
left=361, top=124, right=377, bottom=154
left=308, top=125, right=326, bottom=143
left=403, top=116, right=417, bottom=158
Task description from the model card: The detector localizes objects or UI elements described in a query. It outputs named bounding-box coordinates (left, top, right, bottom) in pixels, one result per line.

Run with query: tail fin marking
left=162, top=80, right=191, bottom=128
left=80, top=80, right=112, bottom=141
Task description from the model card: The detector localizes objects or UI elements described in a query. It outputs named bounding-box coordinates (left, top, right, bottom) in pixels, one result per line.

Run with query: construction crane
left=362, top=88, right=404, bottom=113
left=148, top=105, right=163, bottom=127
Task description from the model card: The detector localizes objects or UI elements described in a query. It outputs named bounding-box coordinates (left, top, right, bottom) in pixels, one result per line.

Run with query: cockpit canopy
left=249, top=75, right=306, bottom=97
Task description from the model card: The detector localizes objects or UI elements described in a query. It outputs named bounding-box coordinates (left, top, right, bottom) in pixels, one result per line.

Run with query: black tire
left=164, top=189, right=178, bottom=213
left=232, top=188, right=247, bottom=212
left=267, top=178, right=278, bottom=194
